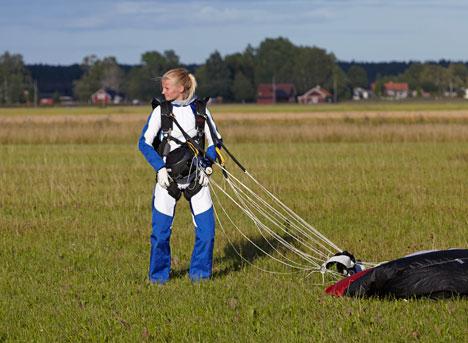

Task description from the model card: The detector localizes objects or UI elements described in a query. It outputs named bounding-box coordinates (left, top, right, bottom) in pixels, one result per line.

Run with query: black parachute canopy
left=326, top=249, right=468, bottom=298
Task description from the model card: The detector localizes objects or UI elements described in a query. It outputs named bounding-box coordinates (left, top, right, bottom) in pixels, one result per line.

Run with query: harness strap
left=167, top=136, right=184, bottom=146
left=204, top=112, right=221, bottom=147
left=190, top=101, right=206, bottom=131
left=172, top=116, right=207, bottom=160
left=194, top=98, right=221, bottom=148
left=151, top=97, right=216, bottom=165
left=153, top=100, right=175, bottom=157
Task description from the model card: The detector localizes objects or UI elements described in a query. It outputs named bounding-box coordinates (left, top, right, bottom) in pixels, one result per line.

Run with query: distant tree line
left=2, top=37, right=468, bottom=105
left=373, top=62, right=468, bottom=97
left=28, top=64, right=83, bottom=97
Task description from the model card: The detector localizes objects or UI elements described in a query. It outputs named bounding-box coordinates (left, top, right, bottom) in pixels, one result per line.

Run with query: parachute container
left=325, top=249, right=468, bottom=298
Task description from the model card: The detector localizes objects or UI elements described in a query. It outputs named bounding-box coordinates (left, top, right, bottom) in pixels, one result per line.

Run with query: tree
left=73, top=55, right=124, bottom=102
left=255, top=37, right=296, bottom=85
left=27, top=64, right=83, bottom=97
left=100, top=57, right=124, bottom=90
left=253, top=38, right=338, bottom=96
left=447, top=63, right=468, bottom=90
left=420, top=64, right=449, bottom=94
left=74, top=56, right=101, bottom=101
left=81, top=54, right=99, bottom=71
left=401, top=63, right=425, bottom=91
left=292, top=46, right=336, bottom=94
left=347, top=65, right=369, bottom=89
left=232, top=72, right=255, bottom=102
left=124, top=67, right=145, bottom=101
left=401, top=63, right=452, bottom=95
left=123, top=50, right=180, bottom=102
left=225, top=46, right=256, bottom=101
left=0, top=51, right=32, bottom=105
left=324, top=64, right=350, bottom=101
left=195, top=51, right=231, bottom=99
left=162, top=50, right=180, bottom=68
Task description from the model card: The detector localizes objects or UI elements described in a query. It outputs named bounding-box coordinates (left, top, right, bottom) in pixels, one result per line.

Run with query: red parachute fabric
left=325, top=269, right=371, bottom=296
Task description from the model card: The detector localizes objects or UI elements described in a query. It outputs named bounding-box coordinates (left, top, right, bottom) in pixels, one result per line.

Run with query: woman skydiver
left=138, top=68, right=221, bottom=284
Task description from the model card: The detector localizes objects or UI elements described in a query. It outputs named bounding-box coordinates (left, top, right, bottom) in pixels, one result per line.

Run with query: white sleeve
left=143, top=106, right=162, bottom=145
left=204, top=108, right=221, bottom=147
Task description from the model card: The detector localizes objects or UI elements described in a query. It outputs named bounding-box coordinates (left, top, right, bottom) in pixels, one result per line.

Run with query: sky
left=1, top=0, right=467, bottom=65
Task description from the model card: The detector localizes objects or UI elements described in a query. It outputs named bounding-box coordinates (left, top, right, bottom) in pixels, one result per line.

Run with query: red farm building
left=256, top=83, right=296, bottom=104
left=91, top=88, right=125, bottom=105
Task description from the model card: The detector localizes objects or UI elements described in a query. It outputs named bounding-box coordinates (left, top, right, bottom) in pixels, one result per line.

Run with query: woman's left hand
left=198, top=170, right=210, bottom=187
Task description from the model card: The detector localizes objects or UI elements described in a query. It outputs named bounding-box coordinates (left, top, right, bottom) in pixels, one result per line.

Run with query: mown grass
left=0, top=109, right=467, bottom=341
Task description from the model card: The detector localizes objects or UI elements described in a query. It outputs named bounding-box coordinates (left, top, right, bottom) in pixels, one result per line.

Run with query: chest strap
left=151, top=97, right=208, bottom=159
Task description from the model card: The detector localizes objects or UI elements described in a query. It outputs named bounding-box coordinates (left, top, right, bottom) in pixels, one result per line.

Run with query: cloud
left=2, top=0, right=467, bottom=64
left=66, top=15, right=110, bottom=30
left=77, top=1, right=336, bottom=30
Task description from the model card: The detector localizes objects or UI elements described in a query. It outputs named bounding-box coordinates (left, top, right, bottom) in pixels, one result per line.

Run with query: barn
left=91, top=88, right=125, bottom=105
left=256, top=83, right=296, bottom=104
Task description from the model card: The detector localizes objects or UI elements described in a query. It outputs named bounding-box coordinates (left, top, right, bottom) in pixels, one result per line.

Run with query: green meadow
left=2, top=99, right=468, bottom=116
left=1, top=104, right=467, bottom=341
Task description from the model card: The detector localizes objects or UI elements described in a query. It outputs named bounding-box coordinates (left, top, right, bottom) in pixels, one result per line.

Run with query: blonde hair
left=161, top=68, right=197, bottom=101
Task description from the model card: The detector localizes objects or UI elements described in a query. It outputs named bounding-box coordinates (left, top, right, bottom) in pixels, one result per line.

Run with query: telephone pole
left=34, top=80, right=38, bottom=107
left=4, top=78, right=8, bottom=104
left=272, top=76, right=276, bottom=104
left=333, top=72, right=338, bottom=103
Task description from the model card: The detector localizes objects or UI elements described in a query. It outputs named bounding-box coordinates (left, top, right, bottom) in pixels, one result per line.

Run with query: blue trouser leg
left=189, top=206, right=215, bottom=280
left=149, top=198, right=175, bottom=284
left=149, top=184, right=177, bottom=283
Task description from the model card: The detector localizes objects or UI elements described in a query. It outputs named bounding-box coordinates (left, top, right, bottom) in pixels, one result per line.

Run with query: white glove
left=157, top=167, right=171, bottom=189
left=198, top=169, right=210, bottom=187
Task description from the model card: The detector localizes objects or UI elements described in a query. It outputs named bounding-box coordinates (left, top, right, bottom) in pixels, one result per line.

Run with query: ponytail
left=161, top=68, right=197, bottom=102
left=186, top=73, right=197, bottom=101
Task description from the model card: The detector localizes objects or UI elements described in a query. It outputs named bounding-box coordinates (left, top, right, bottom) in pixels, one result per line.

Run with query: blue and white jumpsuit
left=138, top=98, right=221, bottom=283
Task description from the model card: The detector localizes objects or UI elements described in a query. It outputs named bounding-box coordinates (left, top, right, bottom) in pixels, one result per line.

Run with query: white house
left=297, top=86, right=332, bottom=104
left=353, top=87, right=370, bottom=100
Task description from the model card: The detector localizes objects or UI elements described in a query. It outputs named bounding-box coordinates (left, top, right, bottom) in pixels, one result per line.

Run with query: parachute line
left=207, top=159, right=356, bottom=278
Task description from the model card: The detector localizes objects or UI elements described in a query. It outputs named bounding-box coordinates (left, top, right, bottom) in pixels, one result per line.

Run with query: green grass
left=2, top=99, right=468, bottom=116
left=0, top=111, right=467, bottom=341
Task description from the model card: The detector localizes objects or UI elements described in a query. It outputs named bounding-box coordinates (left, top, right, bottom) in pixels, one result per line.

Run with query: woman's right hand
left=157, top=167, right=171, bottom=189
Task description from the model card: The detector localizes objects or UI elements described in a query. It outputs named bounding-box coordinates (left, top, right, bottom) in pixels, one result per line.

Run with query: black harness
left=151, top=97, right=210, bottom=200
left=151, top=98, right=208, bottom=153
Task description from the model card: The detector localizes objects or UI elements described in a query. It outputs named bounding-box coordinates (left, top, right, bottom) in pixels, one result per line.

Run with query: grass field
left=3, top=99, right=468, bottom=116
left=1, top=104, right=467, bottom=341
